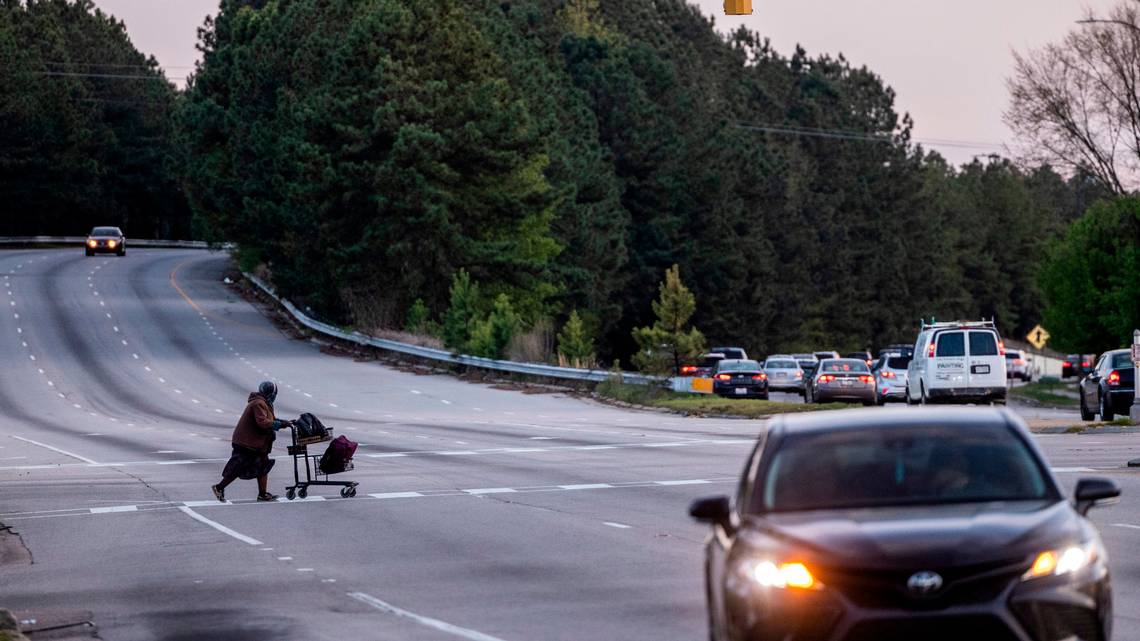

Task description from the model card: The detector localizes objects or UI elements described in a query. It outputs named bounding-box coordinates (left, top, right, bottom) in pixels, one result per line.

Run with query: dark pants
left=219, top=444, right=274, bottom=493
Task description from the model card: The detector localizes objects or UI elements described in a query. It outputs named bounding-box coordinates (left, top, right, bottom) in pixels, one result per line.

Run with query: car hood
left=742, top=500, right=1081, bottom=567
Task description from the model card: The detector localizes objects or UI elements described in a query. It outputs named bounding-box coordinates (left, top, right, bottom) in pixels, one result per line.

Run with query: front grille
left=1013, top=602, right=1104, bottom=641
left=818, top=559, right=1023, bottom=611
left=842, top=615, right=1019, bottom=641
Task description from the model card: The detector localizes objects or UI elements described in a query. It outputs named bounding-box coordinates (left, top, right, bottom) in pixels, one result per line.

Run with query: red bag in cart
left=319, top=435, right=357, bottom=474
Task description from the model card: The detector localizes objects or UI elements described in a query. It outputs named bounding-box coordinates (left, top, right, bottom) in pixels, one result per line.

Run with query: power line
left=42, top=61, right=196, bottom=70
left=734, top=121, right=1004, bottom=150
left=34, top=71, right=184, bottom=81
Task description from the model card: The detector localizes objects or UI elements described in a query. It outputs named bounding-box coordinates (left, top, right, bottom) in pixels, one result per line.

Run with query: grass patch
left=1009, top=378, right=1079, bottom=407
left=595, top=378, right=848, bottom=417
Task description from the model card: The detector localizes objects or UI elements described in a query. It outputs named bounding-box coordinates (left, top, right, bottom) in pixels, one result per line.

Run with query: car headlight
left=107, top=240, right=116, bottom=248
left=1023, top=541, right=1098, bottom=580
left=740, top=560, right=821, bottom=590
left=87, top=239, right=96, bottom=247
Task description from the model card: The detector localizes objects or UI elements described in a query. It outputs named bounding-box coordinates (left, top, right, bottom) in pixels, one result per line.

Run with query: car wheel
left=1100, top=392, right=1115, bottom=422
left=117, top=249, right=125, bottom=257
left=760, top=393, right=769, bottom=401
left=85, top=249, right=93, bottom=257
left=1080, top=391, right=1096, bottom=421
left=919, top=384, right=928, bottom=405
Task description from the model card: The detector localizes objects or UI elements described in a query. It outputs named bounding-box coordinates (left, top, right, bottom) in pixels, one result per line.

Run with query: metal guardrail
left=243, top=273, right=661, bottom=386
left=0, top=236, right=213, bottom=249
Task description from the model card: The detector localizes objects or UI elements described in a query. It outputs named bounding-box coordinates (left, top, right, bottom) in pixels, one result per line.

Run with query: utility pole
left=1132, top=329, right=1139, bottom=424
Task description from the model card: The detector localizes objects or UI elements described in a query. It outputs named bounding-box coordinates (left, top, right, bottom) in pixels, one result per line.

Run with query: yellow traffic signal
left=724, top=0, right=752, bottom=15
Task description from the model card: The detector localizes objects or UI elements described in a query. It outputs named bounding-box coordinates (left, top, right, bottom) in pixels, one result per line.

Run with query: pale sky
left=92, top=0, right=1118, bottom=165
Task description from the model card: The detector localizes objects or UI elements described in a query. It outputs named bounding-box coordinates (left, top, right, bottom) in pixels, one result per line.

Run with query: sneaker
left=257, top=492, right=278, bottom=502
left=212, top=485, right=225, bottom=502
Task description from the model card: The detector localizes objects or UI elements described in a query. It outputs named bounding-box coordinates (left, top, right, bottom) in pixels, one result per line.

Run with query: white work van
left=906, top=320, right=1008, bottom=404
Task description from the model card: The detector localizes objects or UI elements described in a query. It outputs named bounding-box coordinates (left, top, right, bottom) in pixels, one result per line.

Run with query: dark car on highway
left=713, top=359, right=769, bottom=400
left=712, top=346, right=749, bottom=361
left=1063, top=354, right=1096, bottom=379
left=804, top=358, right=876, bottom=406
left=690, top=407, right=1119, bottom=641
left=1079, top=349, right=1136, bottom=422
left=86, top=226, right=126, bottom=256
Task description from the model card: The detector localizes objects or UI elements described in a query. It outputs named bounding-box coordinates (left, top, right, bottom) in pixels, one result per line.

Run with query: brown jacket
left=232, top=393, right=276, bottom=453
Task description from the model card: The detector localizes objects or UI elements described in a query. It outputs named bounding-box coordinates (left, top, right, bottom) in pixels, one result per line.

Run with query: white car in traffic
left=906, top=320, right=1007, bottom=405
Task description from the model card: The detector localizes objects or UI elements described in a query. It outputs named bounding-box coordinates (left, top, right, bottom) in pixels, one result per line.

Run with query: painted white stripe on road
left=464, top=488, right=516, bottom=495
left=559, top=484, right=613, bottom=490
left=369, top=492, right=423, bottom=500
left=10, top=436, right=97, bottom=464
left=603, top=522, right=632, bottom=529
left=654, top=479, right=711, bottom=486
left=178, top=506, right=263, bottom=546
left=1050, top=467, right=1097, bottom=473
left=90, top=505, right=137, bottom=514
left=349, top=592, right=509, bottom=641
left=183, top=500, right=231, bottom=507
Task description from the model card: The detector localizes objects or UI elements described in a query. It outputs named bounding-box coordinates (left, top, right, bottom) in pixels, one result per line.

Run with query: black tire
left=85, top=250, right=93, bottom=257
left=1080, top=391, right=1096, bottom=421
left=340, top=487, right=351, bottom=498
left=905, top=386, right=914, bottom=405
left=298, top=486, right=308, bottom=499
left=1100, top=392, right=1115, bottom=422
left=285, top=488, right=295, bottom=501
left=759, top=392, right=769, bottom=401
left=117, top=249, right=125, bottom=257
left=919, top=384, right=928, bottom=405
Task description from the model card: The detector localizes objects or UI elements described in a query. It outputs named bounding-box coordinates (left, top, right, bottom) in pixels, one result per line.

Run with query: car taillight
left=818, top=375, right=836, bottom=383
left=858, top=375, right=874, bottom=384
left=1014, top=359, right=1026, bottom=366
left=716, top=374, right=731, bottom=381
left=1108, top=371, right=1121, bottom=386
left=997, top=340, right=1005, bottom=356
left=680, top=366, right=696, bottom=375
left=1062, top=361, right=1071, bottom=367
left=1082, top=361, right=1091, bottom=368
left=795, top=372, right=803, bottom=379
left=927, top=342, right=936, bottom=358
left=752, top=373, right=767, bottom=381
left=880, top=371, right=896, bottom=378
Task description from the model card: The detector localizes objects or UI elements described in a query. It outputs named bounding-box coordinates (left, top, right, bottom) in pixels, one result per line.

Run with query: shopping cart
left=284, top=422, right=358, bottom=500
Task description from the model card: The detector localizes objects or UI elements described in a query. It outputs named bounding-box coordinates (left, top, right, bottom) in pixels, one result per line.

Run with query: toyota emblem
left=906, top=571, right=943, bottom=596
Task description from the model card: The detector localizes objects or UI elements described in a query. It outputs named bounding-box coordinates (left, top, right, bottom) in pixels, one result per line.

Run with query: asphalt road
left=0, top=248, right=1138, bottom=640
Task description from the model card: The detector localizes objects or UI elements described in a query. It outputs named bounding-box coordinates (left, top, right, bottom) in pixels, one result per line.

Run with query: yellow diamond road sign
left=1027, top=325, right=1050, bottom=350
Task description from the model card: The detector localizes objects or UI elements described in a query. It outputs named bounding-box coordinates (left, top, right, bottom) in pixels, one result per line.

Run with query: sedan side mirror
left=689, top=496, right=732, bottom=528
left=1074, top=478, right=1121, bottom=516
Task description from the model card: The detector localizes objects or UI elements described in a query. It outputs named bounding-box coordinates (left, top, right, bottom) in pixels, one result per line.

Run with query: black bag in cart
left=294, top=412, right=329, bottom=440
left=319, top=435, right=357, bottom=475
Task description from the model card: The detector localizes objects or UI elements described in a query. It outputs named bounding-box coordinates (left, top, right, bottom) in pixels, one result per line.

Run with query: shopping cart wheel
left=298, top=487, right=308, bottom=499
left=285, top=488, right=295, bottom=501
left=340, top=487, right=352, bottom=498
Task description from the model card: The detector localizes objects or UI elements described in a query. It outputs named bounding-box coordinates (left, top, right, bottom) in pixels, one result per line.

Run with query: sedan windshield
left=756, top=424, right=1051, bottom=513
left=766, top=360, right=798, bottom=369
left=719, top=360, right=761, bottom=372
left=820, top=359, right=869, bottom=373
left=1110, top=353, right=1134, bottom=369
left=91, top=227, right=120, bottom=236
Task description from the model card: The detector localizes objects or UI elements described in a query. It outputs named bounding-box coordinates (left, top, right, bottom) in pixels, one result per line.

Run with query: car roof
left=1103, top=349, right=1131, bottom=357
left=770, top=406, right=1022, bottom=436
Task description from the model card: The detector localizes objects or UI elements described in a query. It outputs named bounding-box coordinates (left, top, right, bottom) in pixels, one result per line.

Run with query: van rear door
left=932, top=330, right=967, bottom=390
left=967, top=330, right=1005, bottom=388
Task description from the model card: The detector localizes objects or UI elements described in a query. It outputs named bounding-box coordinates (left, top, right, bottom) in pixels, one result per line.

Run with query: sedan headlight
left=740, top=560, right=821, bottom=590
left=87, top=239, right=96, bottom=247
left=107, top=240, right=116, bottom=248
left=1022, top=541, right=1098, bottom=580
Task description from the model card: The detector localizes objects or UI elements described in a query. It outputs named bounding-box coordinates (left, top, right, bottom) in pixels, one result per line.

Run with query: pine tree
left=557, top=309, right=595, bottom=368
left=631, top=265, right=705, bottom=376
left=405, top=298, right=430, bottom=335
left=442, top=270, right=480, bottom=353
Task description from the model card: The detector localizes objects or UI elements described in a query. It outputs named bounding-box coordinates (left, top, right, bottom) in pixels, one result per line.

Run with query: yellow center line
left=169, top=258, right=282, bottom=337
